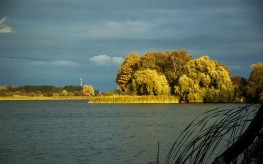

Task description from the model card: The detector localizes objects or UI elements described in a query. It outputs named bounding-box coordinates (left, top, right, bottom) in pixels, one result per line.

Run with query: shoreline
left=0, top=96, right=246, bottom=104
left=0, top=96, right=92, bottom=101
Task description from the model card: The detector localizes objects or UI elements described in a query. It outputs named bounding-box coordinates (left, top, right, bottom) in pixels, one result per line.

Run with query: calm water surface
left=0, top=101, right=241, bottom=164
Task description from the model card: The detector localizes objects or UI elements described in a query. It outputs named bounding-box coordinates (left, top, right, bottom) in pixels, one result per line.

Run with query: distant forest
left=115, top=50, right=263, bottom=103
left=0, top=85, right=98, bottom=97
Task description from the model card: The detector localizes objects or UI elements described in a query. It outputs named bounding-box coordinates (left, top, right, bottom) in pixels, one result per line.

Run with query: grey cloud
left=0, top=0, right=262, bottom=90
left=0, top=57, right=81, bottom=68
left=31, top=60, right=81, bottom=67
left=83, top=20, right=157, bottom=39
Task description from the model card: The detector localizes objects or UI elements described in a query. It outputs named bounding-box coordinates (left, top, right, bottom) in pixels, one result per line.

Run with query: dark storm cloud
left=0, top=0, right=262, bottom=90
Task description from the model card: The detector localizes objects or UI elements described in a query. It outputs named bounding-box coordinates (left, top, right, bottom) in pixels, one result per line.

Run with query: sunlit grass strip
left=89, top=95, right=179, bottom=103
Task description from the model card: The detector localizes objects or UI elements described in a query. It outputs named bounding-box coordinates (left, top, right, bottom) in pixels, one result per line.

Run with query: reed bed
left=89, top=95, right=179, bottom=103
left=164, top=104, right=262, bottom=164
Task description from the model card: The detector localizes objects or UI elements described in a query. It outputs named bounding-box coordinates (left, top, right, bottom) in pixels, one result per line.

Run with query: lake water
left=0, top=101, right=246, bottom=164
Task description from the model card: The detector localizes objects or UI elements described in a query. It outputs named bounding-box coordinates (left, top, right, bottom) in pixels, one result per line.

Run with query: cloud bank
left=0, top=17, right=12, bottom=33
left=85, top=20, right=155, bottom=39
left=89, top=55, right=124, bottom=66
left=31, top=60, right=81, bottom=67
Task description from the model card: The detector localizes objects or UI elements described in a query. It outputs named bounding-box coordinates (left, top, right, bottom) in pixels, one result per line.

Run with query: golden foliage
left=82, top=85, right=95, bottom=96
left=176, top=56, right=234, bottom=102
left=130, top=69, right=170, bottom=95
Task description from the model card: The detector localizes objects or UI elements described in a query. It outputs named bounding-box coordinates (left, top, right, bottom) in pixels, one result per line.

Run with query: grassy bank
left=89, top=95, right=179, bottom=104
left=0, top=96, right=92, bottom=100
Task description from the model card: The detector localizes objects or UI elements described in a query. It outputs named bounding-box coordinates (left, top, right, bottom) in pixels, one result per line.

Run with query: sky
left=0, top=0, right=262, bottom=91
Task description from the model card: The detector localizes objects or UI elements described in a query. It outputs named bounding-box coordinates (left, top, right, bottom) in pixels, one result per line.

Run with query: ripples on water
left=0, top=101, right=240, bottom=163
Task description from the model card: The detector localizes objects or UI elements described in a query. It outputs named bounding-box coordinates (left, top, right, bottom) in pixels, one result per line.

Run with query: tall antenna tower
left=80, top=78, right=82, bottom=86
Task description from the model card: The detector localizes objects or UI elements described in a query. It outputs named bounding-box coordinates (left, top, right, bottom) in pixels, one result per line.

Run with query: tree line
left=115, top=50, right=263, bottom=103
left=0, top=85, right=97, bottom=97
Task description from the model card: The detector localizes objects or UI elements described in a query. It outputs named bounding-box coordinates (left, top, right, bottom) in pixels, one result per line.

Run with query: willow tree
left=115, top=53, right=141, bottom=92
left=128, top=69, right=170, bottom=95
left=164, top=50, right=192, bottom=85
left=175, top=56, right=234, bottom=102
left=137, top=50, right=192, bottom=94
left=137, top=51, right=168, bottom=73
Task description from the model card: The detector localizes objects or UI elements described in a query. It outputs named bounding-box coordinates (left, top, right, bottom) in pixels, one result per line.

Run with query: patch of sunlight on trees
left=82, top=85, right=95, bottom=96
left=128, top=69, right=170, bottom=95
left=175, top=56, right=234, bottom=103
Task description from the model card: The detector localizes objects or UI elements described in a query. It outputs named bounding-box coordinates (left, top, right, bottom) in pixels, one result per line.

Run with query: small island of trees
left=114, top=50, right=262, bottom=103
